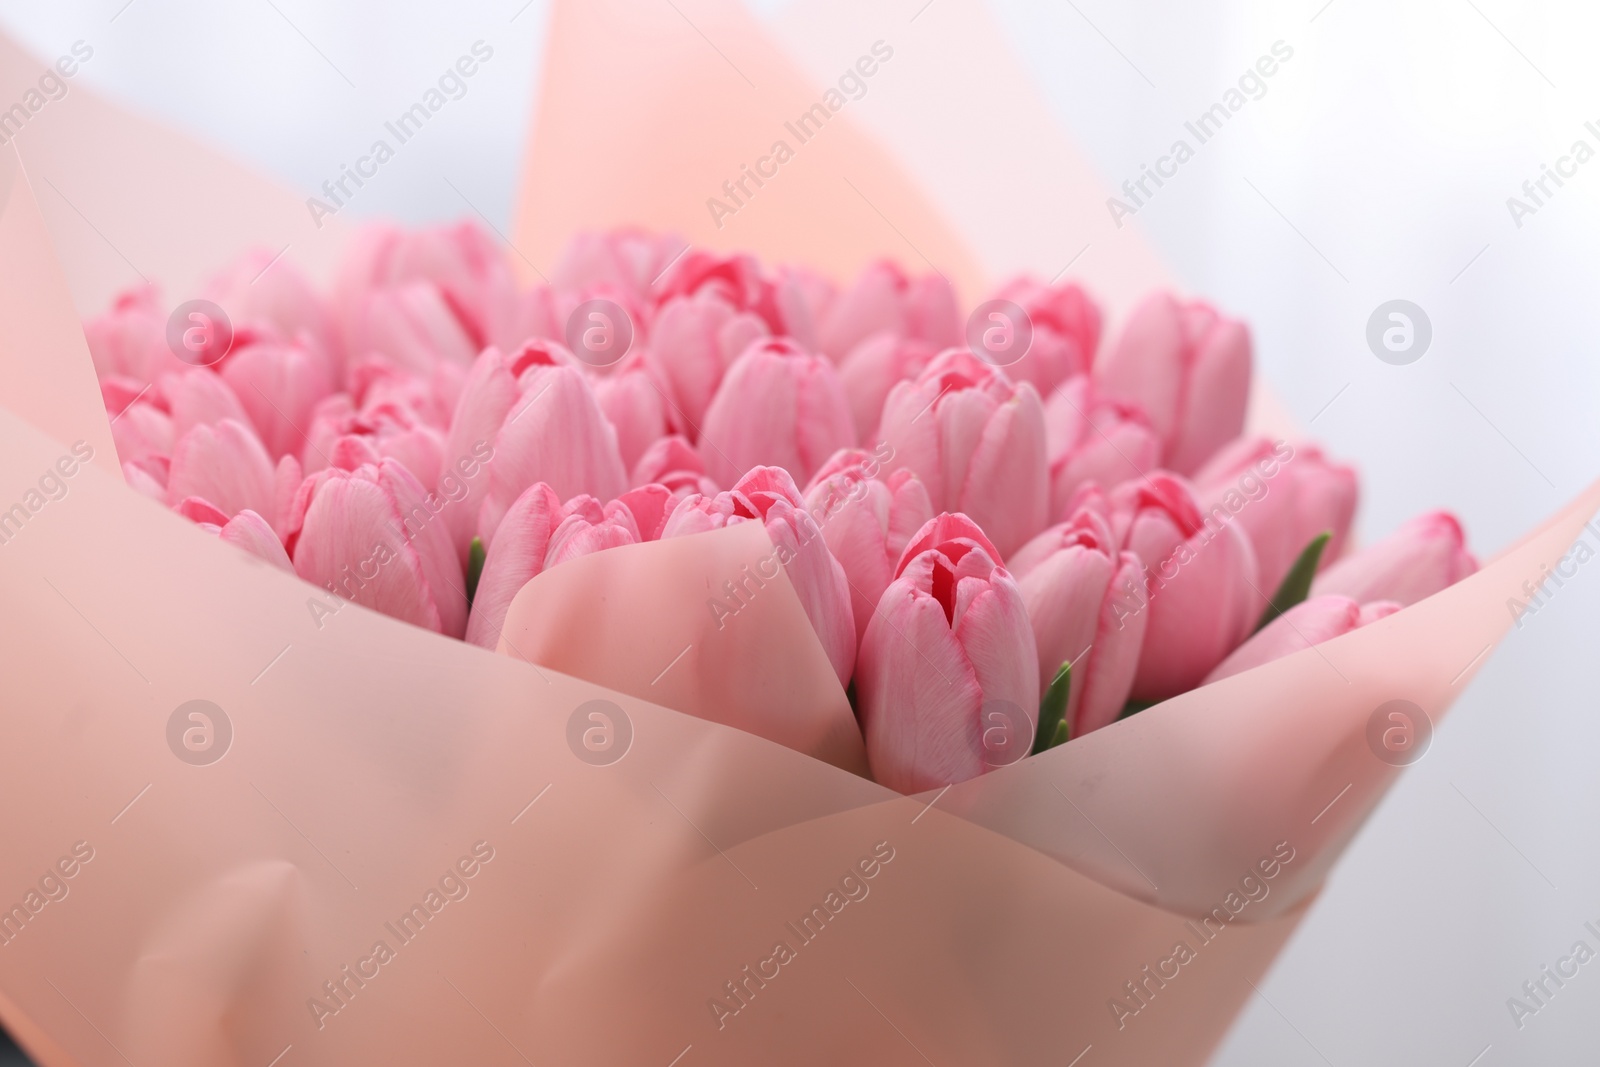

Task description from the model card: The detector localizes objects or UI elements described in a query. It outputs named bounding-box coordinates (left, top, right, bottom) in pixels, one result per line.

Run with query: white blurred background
left=1, top=1, right=1597, bottom=1063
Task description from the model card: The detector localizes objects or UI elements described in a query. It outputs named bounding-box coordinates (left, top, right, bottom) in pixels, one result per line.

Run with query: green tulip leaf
left=1033, top=660, right=1072, bottom=755
left=465, top=536, right=487, bottom=608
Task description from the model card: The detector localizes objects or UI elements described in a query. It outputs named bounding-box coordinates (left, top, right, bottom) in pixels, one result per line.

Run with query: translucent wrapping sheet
left=0, top=3, right=1595, bottom=1064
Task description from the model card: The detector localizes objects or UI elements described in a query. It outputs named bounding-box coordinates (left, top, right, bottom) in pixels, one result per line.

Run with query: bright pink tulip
left=1009, top=507, right=1148, bottom=738
left=303, top=393, right=445, bottom=490
left=857, top=513, right=1039, bottom=793
left=630, top=434, right=719, bottom=498
left=84, top=285, right=169, bottom=382
left=1205, top=596, right=1400, bottom=684
left=837, top=334, right=938, bottom=441
left=699, top=337, right=856, bottom=488
left=802, top=448, right=933, bottom=645
left=287, top=457, right=467, bottom=637
left=989, top=277, right=1102, bottom=395
left=198, top=508, right=294, bottom=573
left=220, top=339, right=335, bottom=458
left=877, top=348, right=1049, bottom=558
left=590, top=354, right=671, bottom=473
left=1313, top=511, right=1477, bottom=607
left=1043, top=375, right=1161, bottom=521
left=651, top=250, right=787, bottom=333
left=1195, top=436, right=1358, bottom=595
left=160, top=369, right=251, bottom=439
left=167, top=418, right=277, bottom=522
left=477, top=346, right=630, bottom=547
left=1095, top=292, right=1252, bottom=475
left=663, top=466, right=855, bottom=687
left=816, top=260, right=959, bottom=363
left=646, top=288, right=768, bottom=434
left=1108, top=473, right=1260, bottom=702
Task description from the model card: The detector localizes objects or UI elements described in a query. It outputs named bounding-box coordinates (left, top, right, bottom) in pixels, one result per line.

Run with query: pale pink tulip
left=802, top=448, right=933, bottom=645
left=1009, top=507, right=1148, bottom=738
left=1313, top=511, right=1477, bottom=606
left=699, top=338, right=856, bottom=488
left=646, top=287, right=768, bottom=434
left=877, top=348, right=1049, bottom=557
left=664, top=466, right=855, bottom=687
left=303, top=393, right=446, bottom=490
left=122, top=459, right=166, bottom=502
left=160, top=369, right=251, bottom=439
left=287, top=457, right=467, bottom=637
left=441, top=347, right=525, bottom=560
left=1205, top=596, right=1401, bottom=684
left=477, top=347, right=630, bottom=547
left=1195, top=436, right=1358, bottom=595
left=1095, top=292, right=1252, bottom=475
left=343, top=283, right=480, bottom=374
left=630, top=434, right=719, bottom=498
left=590, top=354, right=671, bottom=472
left=200, top=508, right=294, bottom=573
left=651, top=250, right=787, bottom=333
left=857, top=513, right=1039, bottom=793
left=203, top=249, right=334, bottom=357
left=836, top=333, right=938, bottom=441
left=816, top=260, right=959, bottom=362
left=167, top=418, right=277, bottom=522
left=1108, top=473, right=1260, bottom=702
left=220, top=339, right=336, bottom=458
left=1043, top=375, right=1161, bottom=521
left=554, top=229, right=687, bottom=306
left=84, top=285, right=169, bottom=382
left=109, top=400, right=174, bottom=466
left=989, top=277, right=1102, bottom=395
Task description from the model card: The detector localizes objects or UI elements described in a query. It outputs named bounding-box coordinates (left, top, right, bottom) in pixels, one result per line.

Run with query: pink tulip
left=836, top=333, right=938, bottom=441
left=1043, top=375, right=1161, bottom=521
left=699, top=337, right=856, bottom=488
left=466, top=484, right=670, bottom=649
left=159, top=369, right=251, bottom=439
left=651, top=250, right=786, bottom=333
left=198, top=508, right=295, bottom=573
left=663, top=466, right=855, bottom=687
left=220, top=339, right=336, bottom=458
left=877, top=348, right=1049, bottom=558
left=1108, top=473, right=1260, bottom=702
left=1009, top=507, right=1148, bottom=738
left=441, top=346, right=525, bottom=560
left=1095, top=292, right=1252, bottom=475
left=167, top=418, right=277, bottom=522
left=554, top=229, right=687, bottom=306
left=122, top=459, right=166, bottom=502
left=477, top=346, right=630, bottom=547
left=1313, top=511, right=1477, bottom=607
left=84, top=285, right=169, bottom=383
left=856, top=513, right=1039, bottom=793
left=287, top=457, right=467, bottom=637
left=989, top=277, right=1102, bottom=395
left=802, top=448, right=933, bottom=645
left=343, top=283, right=480, bottom=374
left=1205, top=596, right=1401, bottom=684
left=816, top=260, right=959, bottom=363
left=1195, top=436, right=1358, bottom=595
left=203, top=249, right=334, bottom=357
left=349, top=358, right=459, bottom=431
left=630, top=434, right=719, bottom=498
left=303, top=393, right=445, bottom=491
left=646, top=287, right=768, bottom=434
left=109, top=399, right=174, bottom=466
left=590, top=353, right=671, bottom=473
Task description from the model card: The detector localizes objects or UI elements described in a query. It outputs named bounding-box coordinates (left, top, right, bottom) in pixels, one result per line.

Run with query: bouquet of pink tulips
left=89, top=222, right=1479, bottom=790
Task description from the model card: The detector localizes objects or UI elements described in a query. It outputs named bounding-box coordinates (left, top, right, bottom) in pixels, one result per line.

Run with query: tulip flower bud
left=220, top=339, right=336, bottom=459
left=646, top=288, right=768, bottom=434
left=699, top=338, right=856, bottom=489
left=857, top=514, right=1039, bottom=793
left=1107, top=473, right=1260, bottom=702
left=878, top=348, right=1049, bottom=558
left=1204, top=595, right=1400, bottom=684
left=988, top=277, right=1102, bottom=396
left=837, top=333, right=938, bottom=441
left=167, top=418, right=277, bottom=524
left=1009, top=507, right=1148, bottom=738
left=1095, top=292, right=1252, bottom=475
left=1312, top=511, right=1477, bottom=607
left=1043, top=375, right=1161, bottom=522
left=816, top=260, right=960, bottom=362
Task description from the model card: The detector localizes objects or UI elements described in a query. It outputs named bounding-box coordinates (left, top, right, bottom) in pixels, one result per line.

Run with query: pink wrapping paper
left=0, top=6, right=1594, bottom=1065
